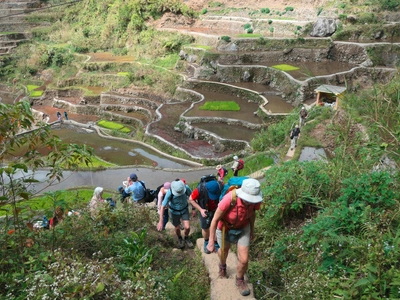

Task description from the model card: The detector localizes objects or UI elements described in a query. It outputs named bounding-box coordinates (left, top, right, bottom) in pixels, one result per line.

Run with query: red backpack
left=237, top=159, right=244, bottom=170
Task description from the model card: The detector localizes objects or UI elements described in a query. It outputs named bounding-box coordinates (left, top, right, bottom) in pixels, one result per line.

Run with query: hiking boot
left=204, top=240, right=211, bottom=254
left=236, top=276, right=250, bottom=296
left=218, top=263, right=227, bottom=278
left=184, top=236, right=193, bottom=248
left=177, top=237, right=184, bottom=249
left=214, top=241, right=220, bottom=252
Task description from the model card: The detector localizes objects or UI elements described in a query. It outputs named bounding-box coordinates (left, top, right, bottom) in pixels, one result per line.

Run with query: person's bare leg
left=236, top=244, right=249, bottom=278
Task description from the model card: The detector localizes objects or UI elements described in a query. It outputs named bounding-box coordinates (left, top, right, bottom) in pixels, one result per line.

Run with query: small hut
left=315, top=84, right=346, bottom=109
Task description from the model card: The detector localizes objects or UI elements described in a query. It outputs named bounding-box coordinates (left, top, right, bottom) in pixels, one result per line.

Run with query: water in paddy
left=8, top=128, right=190, bottom=169
left=185, top=89, right=263, bottom=124
left=54, top=129, right=190, bottom=168
left=191, top=123, right=258, bottom=142
left=225, top=82, right=294, bottom=113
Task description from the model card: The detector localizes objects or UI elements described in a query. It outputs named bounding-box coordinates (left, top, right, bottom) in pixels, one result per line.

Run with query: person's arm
left=189, top=195, right=207, bottom=218
left=157, top=205, right=165, bottom=231
left=157, top=190, right=164, bottom=213
left=207, top=207, right=225, bottom=253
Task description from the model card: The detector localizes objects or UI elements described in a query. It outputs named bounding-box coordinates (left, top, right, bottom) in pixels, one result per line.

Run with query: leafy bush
left=243, top=23, right=251, bottom=30
left=269, top=27, right=274, bottom=33
left=220, top=35, right=231, bottom=42
left=201, top=8, right=207, bottom=14
left=285, top=6, right=294, bottom=12
left=268, top=19, right=273, bottom=24
left=246, top=28, right=254, bottom=34
left=380, top=0, right=400, bottom=11
left=261, top=8, right=270, bottom=14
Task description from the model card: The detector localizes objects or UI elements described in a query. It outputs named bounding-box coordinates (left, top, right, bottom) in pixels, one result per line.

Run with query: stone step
left=196, top=238, right=256, bottom=300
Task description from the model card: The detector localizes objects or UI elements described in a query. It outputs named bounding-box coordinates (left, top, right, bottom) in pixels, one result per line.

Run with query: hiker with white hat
left=207, top=178, right=263, bottom=297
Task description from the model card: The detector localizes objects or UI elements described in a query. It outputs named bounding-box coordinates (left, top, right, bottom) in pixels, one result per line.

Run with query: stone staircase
left=0, top=0, right=40, bottom=55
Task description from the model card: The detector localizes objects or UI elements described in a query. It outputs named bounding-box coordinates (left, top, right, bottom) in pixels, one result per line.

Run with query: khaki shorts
left=216, top=223, right=250, bottom=247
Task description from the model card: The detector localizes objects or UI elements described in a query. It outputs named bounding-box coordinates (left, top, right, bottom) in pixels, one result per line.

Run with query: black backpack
left=150, top=184, right=164, bottom=202
left=197, top=174, right=222, bottom=209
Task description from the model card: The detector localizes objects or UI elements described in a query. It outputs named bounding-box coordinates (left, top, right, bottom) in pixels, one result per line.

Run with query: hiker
left=231, top=156, right=244, bottom=176
left=157, top=179, right=194, bottom=249
left=207, top=178, right=263, bottom=297
left=64, top=111, right=69, bottom=120
left=124, top=173, right=146, bottom=204
left=89, top=187, right=106, bottom=218
left=56, top=111, right=62, bottom=121
left=49, top=206, right=65, bottom=229
left=299, top=106, right=308, bottom=127
left=117, top=185, right=131, bottom=203
left=189, top=176, right=222, bottom=254
left=290, top=125, right=301, bottom=150
left=216, top=164, right=228, bottom=182
left=157, top=182, right=171, bottom=230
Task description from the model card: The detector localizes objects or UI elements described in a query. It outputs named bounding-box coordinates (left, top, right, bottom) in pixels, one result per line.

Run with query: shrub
left=220, top=36, right=231, bottom=42
left=261, top=8, right=270, bottom=14
left=381, top=0, right=400, bottom=11
left=269, top=27, right=274, bottom=33
left=201, top=8, right=207, bottom=14
left=247, top=28, right=254, bottom=34
left=243, top=23, right=252, bottom=30
left=268, top=19, right=273, bottom=24
left=285, top=6, right=294, bottom=12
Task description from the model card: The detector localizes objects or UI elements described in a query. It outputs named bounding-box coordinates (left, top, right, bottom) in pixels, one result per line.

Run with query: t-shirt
left=162, top=185, right=192, bottom=215
left=190, top=187, right=218, bottom=212
left=291, top=127, right=300, bottom=137
left=217, top=191, right=261, bottom=230
left=124, top=181, right=145, bottom=201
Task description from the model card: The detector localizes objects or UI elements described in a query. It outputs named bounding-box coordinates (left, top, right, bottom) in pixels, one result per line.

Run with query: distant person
left=207, top=178, right=263, bottom=297
left=56, top=111, right=62, bottom=121
left=124, top=173, right=146, bottom=204
left=89, top=187, right=106, bottom=218
left=64, top=111, right=69, bottom=120
left=49, top=206, right=65, bottom=229
left=290, top=125, right=301, bottom=150
left=157, top=179, right=193, bottom=249
left=189, top=176, right=222, bottom=254
left=231, top=156, right=240, bottom=176
left=299, top=106, right=308, bottom=127
left=157, top=182, right=171, bottom=230
left=216, top=165, right=227, bottom=182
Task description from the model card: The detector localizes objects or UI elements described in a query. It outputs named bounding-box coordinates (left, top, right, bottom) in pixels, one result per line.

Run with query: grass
left=27, top=84, right=40, bottom=92
left=0, top=189, right=116, bottom=217
left=97, top=120, right=132, bottom=133
left=271, top=64, right=300, bottom=71
left=117, top=72, right=130, bottom=76
left=199, top=101, right=240, bottom=111
left=237, top=33, right=262, bottom=38
left=27, top=85, right=44, bottom=97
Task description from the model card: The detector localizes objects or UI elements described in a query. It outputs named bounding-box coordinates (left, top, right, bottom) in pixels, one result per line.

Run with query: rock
left=309, top=18, right=338, bottom=37
left=374, top=30, right=384, bottom=39
left=346, top=15, right=357, bottom=24
left=283, top=48, right=293, bottom=55
left=242, top=70, right=251, bottom=82
left=187, top=54, right=198, bottom=63
left=179, top=50, right=187, bottom=60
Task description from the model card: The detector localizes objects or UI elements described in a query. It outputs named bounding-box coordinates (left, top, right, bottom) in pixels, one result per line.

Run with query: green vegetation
left=220, top=35, right=231, bottom=42
left=243, top=23, right=252, bottom=30
left=237, top=33, right=261, bottom=38
left=261, top=8, right=270, bottom=14
left=285, top=6, right=294, bottom=12
left=97, top=120, right=132, bottom=133
left=199, top=101, right=240, bottom=111
left=271, top=64, right=300, bottom=71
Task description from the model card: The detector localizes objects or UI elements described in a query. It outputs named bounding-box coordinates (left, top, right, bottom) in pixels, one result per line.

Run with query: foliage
left=199, top=101, right=240, bottom=111
left=220, top=36, right=231, bottom=42
left=380, top=0, right=400, bottom=11
left=243, top=23, right=252, bottom=30
left=201, top=8, right=208, bottom=14
left=285, top=7, right=294, bottom=12
left=261, top=8, right=270, bottom=14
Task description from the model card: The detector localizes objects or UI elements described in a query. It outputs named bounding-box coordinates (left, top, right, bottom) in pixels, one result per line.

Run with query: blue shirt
left=125, top=181, right=145, bottom=202
left=162, top=185, right=192, bottom=215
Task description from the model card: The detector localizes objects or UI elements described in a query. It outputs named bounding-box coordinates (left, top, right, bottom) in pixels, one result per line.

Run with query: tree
left=0, top=100, right=93, bottom=253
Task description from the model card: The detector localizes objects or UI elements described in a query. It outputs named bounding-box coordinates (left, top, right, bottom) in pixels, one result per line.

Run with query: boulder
left=309, top=18, right=338, bottom=37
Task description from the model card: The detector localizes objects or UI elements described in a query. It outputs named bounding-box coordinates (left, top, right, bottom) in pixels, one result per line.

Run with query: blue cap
left=130, top=173, right=137, bottom=181
left=206, top=180, right=221, bottom=201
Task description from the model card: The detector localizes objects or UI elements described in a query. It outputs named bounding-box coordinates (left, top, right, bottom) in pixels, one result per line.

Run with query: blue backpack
left=219, top=176, right=249, bottom=201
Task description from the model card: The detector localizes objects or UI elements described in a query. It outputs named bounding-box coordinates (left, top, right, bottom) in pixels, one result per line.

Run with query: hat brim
left=236, top=188, right=263, bottom=203
left=172, top=186, right=186, bottom=196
